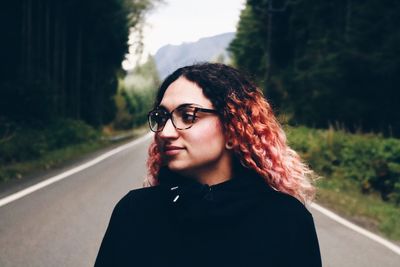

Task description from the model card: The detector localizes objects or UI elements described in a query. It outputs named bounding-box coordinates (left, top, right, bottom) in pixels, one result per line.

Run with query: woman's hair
left=146, top=63, right=317, bottom=204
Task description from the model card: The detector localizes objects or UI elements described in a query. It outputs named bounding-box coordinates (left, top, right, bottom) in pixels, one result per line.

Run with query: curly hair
left=145, top=63, right=317, bottom=204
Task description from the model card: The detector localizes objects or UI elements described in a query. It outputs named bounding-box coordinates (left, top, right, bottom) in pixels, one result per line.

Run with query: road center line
left=311, top=202, right=400, bottom=256
left=0, top=132, right=153, bottom=208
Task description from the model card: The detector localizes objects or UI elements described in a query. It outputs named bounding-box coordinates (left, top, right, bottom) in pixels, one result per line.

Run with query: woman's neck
left=180, top=152, right=233, bottom=186
left=194, top=166, right=232, bottom=186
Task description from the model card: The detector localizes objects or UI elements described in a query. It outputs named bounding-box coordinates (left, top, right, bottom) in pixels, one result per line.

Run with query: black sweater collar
left=159, top=168, right=274, bottom=227
left=160, top=168, right=271, bottom=200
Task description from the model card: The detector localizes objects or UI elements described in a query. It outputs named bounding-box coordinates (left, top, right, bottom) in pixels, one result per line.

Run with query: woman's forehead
left=160, top=77, right=213, bottom=110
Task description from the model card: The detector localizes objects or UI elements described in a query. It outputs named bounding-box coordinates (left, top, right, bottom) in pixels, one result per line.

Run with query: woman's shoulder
left=262, top=186, right=313, bottom=218
left=115, top=185, right=165, bottom=210
left=125, top=185, right=164, bottom=198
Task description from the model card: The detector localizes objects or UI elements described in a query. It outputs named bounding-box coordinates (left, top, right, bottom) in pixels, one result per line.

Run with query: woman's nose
left=158, top=118, right=179, bottom=139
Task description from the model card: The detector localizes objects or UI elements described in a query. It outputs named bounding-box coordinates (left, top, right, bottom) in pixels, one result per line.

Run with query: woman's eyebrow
left=177, top=103, right=198, bottom=108
left=155, top=104, right=169, bottom=112
left=157, top=103, right=200, bottom=111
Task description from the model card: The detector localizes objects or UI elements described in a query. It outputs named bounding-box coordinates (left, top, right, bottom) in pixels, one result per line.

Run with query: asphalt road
left=0, top=134, right=399, bottom=266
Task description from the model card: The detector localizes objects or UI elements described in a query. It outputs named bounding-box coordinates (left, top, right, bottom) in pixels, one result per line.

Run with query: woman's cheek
left=189, top=119, right=225, bottom=146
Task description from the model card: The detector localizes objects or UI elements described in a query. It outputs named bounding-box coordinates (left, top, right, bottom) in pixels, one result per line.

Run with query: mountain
left=154, top=32, right=235, bottom=79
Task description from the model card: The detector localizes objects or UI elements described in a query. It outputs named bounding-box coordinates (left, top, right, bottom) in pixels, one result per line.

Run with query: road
left=0, top=133, right=399, bottom=266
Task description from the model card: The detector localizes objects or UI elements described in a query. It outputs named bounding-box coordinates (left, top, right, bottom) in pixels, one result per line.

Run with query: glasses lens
left=148, top=109, right=168, bottom=132
left=173, top=106, right=196, bottom=130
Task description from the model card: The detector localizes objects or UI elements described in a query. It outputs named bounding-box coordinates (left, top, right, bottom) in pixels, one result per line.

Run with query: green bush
left=0, top=119, right=99, bottom=164
left=114, top=55, right=159, bottom=130
left=286, top=126, right=400, bottom=205
left=45, top=119, right=99, bottom=149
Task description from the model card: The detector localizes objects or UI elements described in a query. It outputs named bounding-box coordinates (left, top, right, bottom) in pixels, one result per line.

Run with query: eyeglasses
left=147, top=103, right=218, bottom=132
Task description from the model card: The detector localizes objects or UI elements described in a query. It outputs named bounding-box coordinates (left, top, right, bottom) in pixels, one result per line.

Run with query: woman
left=95, top=63, right=322, bottom=267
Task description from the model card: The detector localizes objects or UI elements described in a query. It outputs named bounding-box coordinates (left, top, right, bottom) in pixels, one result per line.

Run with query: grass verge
left=315, top=173, right=400, bottom=243
left=0, top=125, right=149, bottom=184
left=285, top=125, right=400, bottom=242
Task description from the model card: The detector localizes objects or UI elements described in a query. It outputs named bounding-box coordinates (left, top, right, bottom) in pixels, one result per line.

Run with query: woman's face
left=156, top=76, right=231, bottom=180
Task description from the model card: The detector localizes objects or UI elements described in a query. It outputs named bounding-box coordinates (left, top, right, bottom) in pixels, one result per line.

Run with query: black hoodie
left=95, top=171, right=322, bottom=267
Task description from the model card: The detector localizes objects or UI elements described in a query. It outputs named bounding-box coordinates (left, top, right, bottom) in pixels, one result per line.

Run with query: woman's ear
left=225, top=141, right=234, bottom=150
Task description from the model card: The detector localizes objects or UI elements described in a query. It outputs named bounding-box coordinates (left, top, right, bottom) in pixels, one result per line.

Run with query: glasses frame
left=147, top=103, right=218, bottom=133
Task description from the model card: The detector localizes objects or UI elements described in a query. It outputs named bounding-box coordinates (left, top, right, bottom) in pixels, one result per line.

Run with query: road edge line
left=0, top=132, right=153, bottom=208
left=311, top=202, right=400, bottom=256
left=3, top=135, right=399, bottom=257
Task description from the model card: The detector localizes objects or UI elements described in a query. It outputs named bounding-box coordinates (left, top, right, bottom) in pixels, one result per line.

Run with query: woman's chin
left=167, top=161, right=188, bottom=172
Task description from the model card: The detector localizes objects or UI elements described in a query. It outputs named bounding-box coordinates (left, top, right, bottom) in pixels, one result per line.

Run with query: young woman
left=95, top=63, right=322, bottom=267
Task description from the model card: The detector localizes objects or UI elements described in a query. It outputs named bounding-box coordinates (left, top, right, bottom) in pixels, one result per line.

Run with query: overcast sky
left=122, top=0, right=246, bottom=70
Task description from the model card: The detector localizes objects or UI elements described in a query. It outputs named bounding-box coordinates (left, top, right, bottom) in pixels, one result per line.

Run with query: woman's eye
left=182, top=113, right=196, bottom=122
left=157, top=116, right=168, bottom=123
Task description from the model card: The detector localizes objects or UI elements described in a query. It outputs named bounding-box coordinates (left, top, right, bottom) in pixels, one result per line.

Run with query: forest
left=3, top=0, right=398, bottom=136
left=229, top=0, right=400, bottom=137
left=0, top=0, right=159, bottom=178
left=0, top=0, right=155, bottom=127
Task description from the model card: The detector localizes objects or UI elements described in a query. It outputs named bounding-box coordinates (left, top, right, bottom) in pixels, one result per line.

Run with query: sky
left=122, top=0, right=246, bottom=70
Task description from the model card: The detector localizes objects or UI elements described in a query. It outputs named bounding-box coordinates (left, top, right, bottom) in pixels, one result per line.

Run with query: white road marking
left=311, top=202, right=400, bottom=256
left=0, top=132, right=153, bottom=208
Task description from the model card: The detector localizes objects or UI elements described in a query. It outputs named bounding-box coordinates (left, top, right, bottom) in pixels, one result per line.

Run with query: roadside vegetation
left=286, top=126, right=400, bottom=241
left=0, top=54, right=159, bottom=183
left=0, top=118, right=148, bottom=183
left=0, top=56, right=159, bottom=184
left=0, top=1, right=160, bottom=184
left=0, top=57, right=159, bottom=182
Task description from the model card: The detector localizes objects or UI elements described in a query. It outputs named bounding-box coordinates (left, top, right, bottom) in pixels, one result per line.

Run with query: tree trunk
left=26, top=0, right=32, bottom=83
left=345, top=0, right=352, bottom=43
left=60, top=13, right=67, bottom=117
left=53, top=3, right=60, bottom=116
left=45, top=0, right=50, bottom=85
left=75, top=26, right=83, bottom=119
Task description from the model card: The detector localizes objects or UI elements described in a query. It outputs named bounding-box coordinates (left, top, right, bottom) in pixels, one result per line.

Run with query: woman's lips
left=164, top=146, right=184, bottom=156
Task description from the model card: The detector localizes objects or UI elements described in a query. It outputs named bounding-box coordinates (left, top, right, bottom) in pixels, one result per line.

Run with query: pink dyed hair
left=145, top=63, right=317, bottom=204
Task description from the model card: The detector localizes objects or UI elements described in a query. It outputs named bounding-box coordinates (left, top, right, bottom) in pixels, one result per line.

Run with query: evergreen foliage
left=0, top=0, right=157, bottom=127
left=113, top=55, right=160, bottom=129
left=229, top=0, right=400, bottom=136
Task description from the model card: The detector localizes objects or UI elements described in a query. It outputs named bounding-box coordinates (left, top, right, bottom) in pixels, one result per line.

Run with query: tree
left=116, top=55, right=160, bottom=128
left=229, top=0, right=400, bottom=136
left=0, top=0, right=158, bottom=127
